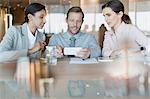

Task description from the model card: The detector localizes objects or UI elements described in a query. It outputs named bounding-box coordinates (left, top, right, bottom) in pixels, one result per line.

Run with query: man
left=49, top=6, right=101, bottom=59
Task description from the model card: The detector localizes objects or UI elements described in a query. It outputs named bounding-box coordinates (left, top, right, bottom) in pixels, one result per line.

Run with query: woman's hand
left=28, top=41, right=46, bottom=55
left=110, top=48, right=143, bottom=58
left=55, top=45, right=64, bottom=58
left=110, top=49, right=125, bottom=58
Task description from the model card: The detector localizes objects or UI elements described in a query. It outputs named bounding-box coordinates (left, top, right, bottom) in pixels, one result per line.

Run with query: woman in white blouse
left=102, top=0, right=150, bottom=57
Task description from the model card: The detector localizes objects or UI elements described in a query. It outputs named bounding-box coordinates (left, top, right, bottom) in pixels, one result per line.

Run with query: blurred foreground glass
left=145, top=46, right=150, bottom=56
left=0, top=81, right=31, bottom=99
left=39, top=78, right=54, bottom=98
left=144, top=45, right=150, bottom=65
left=68, top=80, right=85, bottom=97
left=5, top=57, right=32, bottom=99
left=46, top=46, right=57, bottom=65
left=16, top=57, right=30, bottom=91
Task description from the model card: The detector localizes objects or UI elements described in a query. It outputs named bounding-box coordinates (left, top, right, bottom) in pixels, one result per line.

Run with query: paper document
left=64, top=47, right=82, bottom=56
left=70, top=58, right=98, bottom=64
left=98, top=57, right=113, bottom=62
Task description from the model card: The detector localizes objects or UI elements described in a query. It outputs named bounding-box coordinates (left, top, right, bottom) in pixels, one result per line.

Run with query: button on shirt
left=27, top=25, right=37, bottom=49
left=49, top=32, right=101, bottom=58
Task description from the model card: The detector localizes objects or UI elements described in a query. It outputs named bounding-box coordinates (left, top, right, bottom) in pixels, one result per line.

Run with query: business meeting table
left=0, top=54, right=150, bottom=99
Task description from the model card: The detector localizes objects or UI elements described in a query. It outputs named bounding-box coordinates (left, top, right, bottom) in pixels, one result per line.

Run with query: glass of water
left=46, top=46, right=57, bottom=65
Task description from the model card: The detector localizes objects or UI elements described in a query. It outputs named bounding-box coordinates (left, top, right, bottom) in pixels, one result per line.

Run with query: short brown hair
left=66, top=6, right=84, bottom=21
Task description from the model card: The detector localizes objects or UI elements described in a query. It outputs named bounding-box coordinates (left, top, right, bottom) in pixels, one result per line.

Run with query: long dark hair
left=102, top=0, right=124, bottom=14
left=122, top=14, right=132, bottom=24
left=24, top=3, right=46, bottom=23
left=102, top=0, right=130, bottom=23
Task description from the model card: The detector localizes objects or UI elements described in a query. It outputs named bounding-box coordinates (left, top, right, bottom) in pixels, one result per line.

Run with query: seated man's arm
left=48, top=34, right=64, bottom=58
left=76, top=35, right=101, bottom=58
left=88, top=35, right=101, bottom=58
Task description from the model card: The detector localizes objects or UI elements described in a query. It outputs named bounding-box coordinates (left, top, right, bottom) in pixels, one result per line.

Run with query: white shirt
left=102, top=22, right=150, bottom=57
left=27, top=25, right=37, bottom=49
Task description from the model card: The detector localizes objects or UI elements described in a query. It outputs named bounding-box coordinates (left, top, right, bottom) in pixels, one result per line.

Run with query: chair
left=98, top=24, right=107, bottom=49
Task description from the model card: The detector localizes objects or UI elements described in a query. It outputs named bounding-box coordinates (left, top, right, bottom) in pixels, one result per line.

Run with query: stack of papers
left=70, top=58, right=98, bottom=64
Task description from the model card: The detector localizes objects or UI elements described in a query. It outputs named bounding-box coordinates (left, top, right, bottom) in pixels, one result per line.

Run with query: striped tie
left=69, top=37, right=76, bottom=47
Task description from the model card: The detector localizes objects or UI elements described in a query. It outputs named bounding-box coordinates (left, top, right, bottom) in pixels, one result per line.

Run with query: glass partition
left=129, top=0, right=150, bottom=36
left=33, top=0, right=150, bottom=37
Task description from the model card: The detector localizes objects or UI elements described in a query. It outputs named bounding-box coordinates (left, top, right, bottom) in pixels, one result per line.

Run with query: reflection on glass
left=46, top=46, right=57, bottom=65
left=39, top=78, right=54, bottom=98
left=43, top=82, right=50, bottom=97
left=67, top=79, right=126, bottom=98
left=16, top=57, right=30, bottom=92
left=68, top=80, right=85, bottom=97
left=0, top=81, right=31, bottom=99
left=138, top=84, right=145, bottom=96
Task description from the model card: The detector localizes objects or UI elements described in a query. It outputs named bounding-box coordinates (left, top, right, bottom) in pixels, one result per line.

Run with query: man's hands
left=44, top=45, right=91, bottom=59
left=55, top=46, right=91, bottom=59
left=76, top=48, right=91, bottom=59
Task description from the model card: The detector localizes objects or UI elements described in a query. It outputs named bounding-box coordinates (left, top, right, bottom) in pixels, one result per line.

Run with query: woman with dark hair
left=102, top=0, right=150, bottom=57
left=122, top=14, right=132, bottom=24
left=0, top=3, right=47, bottom=62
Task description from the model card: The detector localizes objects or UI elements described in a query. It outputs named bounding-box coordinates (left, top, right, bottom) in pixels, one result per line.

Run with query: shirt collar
left=27, top=24, right=37, bottom=38
left=27, top=24, right=38, bottom=48
left=110, top=22, right=126, bottom=35
left=115, top=22, right=126, bottom=33
left=64, top=32, right=82, bottom=39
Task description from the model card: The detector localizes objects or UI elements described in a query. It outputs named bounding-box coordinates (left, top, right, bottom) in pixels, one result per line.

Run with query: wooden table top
left=0, top=56, right=150, bottom=99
